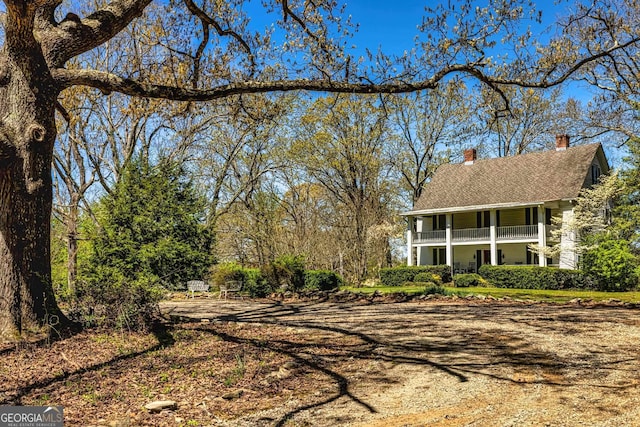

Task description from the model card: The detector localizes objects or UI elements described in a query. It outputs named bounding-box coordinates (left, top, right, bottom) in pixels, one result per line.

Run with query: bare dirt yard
left=2, top=297, right=640, bottom=426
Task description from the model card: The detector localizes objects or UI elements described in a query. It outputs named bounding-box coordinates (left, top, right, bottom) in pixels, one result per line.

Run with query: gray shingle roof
left=408, top=143, right=606, bottom=214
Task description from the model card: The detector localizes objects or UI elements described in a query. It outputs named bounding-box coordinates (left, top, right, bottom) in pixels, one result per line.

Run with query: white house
left=402, top=136, right=609, bottom=272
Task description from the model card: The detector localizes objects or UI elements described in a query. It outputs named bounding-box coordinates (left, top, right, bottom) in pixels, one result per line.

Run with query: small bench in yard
left=219, top=280, right=242, bottom=299
left=187, top=280, right=209, bottom=298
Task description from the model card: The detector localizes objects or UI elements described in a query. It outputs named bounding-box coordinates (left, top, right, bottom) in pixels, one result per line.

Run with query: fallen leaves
left=0, top=321, right=369, bottom=426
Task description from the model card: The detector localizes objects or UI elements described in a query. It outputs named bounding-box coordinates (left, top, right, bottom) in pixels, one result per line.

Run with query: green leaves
left=581, top=239, right=639, bottom=291
left=89, top=157, right=213, bottom=290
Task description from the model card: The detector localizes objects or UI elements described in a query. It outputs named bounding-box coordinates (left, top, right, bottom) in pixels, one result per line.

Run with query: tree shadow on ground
left=5, top=300, right=638, bottom=426
left=164, top=299, right=640, bottom=426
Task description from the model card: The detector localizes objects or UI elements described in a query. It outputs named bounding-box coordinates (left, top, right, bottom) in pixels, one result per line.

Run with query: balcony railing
left=496, top=224, right=538, bottom=240
left=453, top=227, right=490, bottom=241
left=412, top=224, right=540, bottom=244
left=414, top=230, right=445, bottom=243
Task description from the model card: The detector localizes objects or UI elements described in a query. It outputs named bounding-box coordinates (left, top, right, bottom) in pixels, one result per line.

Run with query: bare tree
left=478, top=86, right=566, bottom=157
left=52, top=110, right=96, bottom=298
left=387, top=80, right=475, bottom=204
left=187, top=94, right=291, bottom=238
left=293, top=95, right=391, bottom=282
left=566, top=0, right=640, bottom=144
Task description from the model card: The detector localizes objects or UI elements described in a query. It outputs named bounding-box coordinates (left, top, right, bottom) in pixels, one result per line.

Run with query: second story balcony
left=413, top=224, right=539, bottom=244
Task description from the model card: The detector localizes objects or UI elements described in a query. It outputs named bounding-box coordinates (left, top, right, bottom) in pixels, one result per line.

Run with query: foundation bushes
left=478, top=265, right=596, bottom=290
left=453, top=273, right=488, bottom=288
left=414, top=272, right=444, bottom=285
left=380, top=266, right=452, bottom=286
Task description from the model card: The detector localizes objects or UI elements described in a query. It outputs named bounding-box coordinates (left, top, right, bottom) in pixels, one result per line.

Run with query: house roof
left=406, top=143, right=607, bottom=215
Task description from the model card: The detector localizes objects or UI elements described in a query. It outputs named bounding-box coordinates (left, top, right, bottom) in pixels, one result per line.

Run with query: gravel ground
left=161, top=298, right=640, bottom=426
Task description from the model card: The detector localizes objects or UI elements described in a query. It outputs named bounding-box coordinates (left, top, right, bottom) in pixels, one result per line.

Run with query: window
left=525, top=207, right=539, bottom=225
left=591, top=164, right=601, bottom=184
left=433, top=214, right=446, bottom=230
left=477, top=210, right=490, bottom=228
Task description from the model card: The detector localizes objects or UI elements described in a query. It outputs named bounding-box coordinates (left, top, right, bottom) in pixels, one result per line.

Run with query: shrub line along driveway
left=160, top=298, right=640, bottom=426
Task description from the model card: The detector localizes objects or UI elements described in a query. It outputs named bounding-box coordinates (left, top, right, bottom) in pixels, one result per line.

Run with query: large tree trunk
left=0, top=40, right=68, bottom=340
left=0, top=162, right=63, bottom=339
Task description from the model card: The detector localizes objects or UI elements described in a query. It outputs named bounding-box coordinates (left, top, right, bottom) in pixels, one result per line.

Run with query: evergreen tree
left=614, top=138, right=640, bottom=252
left=89, top=158, right=213, bottom=290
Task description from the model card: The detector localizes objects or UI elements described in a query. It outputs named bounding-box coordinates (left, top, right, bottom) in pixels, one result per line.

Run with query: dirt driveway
left=160, top=298, right=640, bottom=426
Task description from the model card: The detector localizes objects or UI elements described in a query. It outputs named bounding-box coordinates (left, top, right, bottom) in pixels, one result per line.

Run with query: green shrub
left=211, top=264, right=275, bottom=297
left=394, top=281, right=449, bottom=295
left=478, top=265, right=596, bottom=290
left=74, top=268, right=163, bottom=331
left=581, top=240, right=639, bottom=291
left=243, top=268, right=272, bottom=297
left=210, top=262, right=245, bottom=290
left=414, top=272, right=443, bottom=285
left=380, top=266, right=452, bottom=286
left=422, top=282, right=449, bottom=295
left=453, top=273, right=488, bottom=288
left=304, top=270, right=343, bottom=291
left=264, top=255, right=306, bottom=292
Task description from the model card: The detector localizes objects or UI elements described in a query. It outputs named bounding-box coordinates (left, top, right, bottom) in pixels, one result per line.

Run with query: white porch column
left=406, top=216, right=414, bottom=266
left=537, top=205, right=547, bottom=267
left=490, top=210, right=498, bottom=265
left=415, top=217, right=423, bottom=266
left=445, top=213, right=453, bottom=268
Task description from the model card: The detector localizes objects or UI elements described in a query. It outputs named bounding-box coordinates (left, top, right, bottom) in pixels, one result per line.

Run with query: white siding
left=500, top=208, right=526, bottom=226
left=454, top=212, right=477, bottom=229
left=499, top=243, right=529, bottom=265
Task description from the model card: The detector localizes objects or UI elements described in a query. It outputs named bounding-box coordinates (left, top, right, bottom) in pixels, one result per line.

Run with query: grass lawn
left=342, top=285, right=426, bottom=295
left=343, top=285, right=640, bottom=303
left=451, top=287, right=640, bottom=303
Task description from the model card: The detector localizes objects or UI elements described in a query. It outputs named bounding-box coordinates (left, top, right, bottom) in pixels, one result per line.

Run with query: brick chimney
left=556, top=134, right=570, bottom=151
left=463, top=148, right=477, bottom=165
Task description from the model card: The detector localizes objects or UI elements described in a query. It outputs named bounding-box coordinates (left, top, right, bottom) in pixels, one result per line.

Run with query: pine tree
left=89, top=158, right=213, bottom=290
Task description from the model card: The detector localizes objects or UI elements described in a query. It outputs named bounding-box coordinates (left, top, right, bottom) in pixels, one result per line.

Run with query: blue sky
left=343, top=1, right=427, bottom=57
left=341, top=0, right=566, bottom=58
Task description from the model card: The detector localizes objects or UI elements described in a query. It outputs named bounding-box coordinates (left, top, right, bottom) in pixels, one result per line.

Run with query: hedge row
left=379, top=265, right=452, bottom=286
left=212, top=262, right=342, bottom=297
left=478, top=265, right=596, bottom=290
